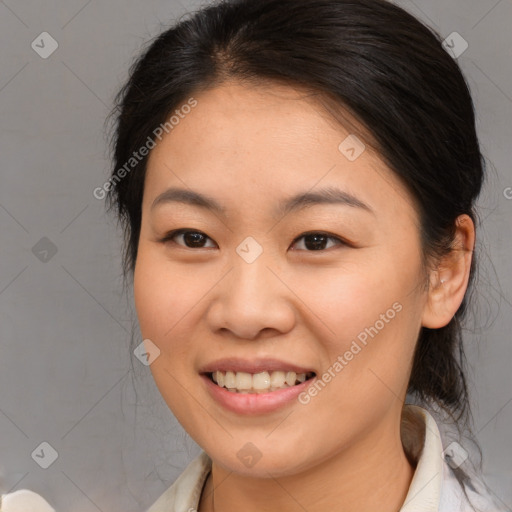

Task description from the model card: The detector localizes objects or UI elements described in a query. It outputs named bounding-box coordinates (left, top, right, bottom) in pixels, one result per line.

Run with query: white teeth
left=224, top=371, right=236, bottom=389
left=210, top=370, right=312, bottom=393
left=270, top=371, right=286, bottom=388
left=215, top=371, right=225, bottom=387
left=252, top=371, right=271, bottom=390
left=285, top=371, right=297, bottom=386
left=235, top=372, right=252, bottom=390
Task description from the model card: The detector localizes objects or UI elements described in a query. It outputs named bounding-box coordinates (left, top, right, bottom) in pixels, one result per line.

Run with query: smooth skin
left=133, top=81, right=475, bottom=512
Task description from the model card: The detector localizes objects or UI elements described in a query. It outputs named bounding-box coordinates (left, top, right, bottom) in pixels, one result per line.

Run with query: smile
left=208, top=370, right=316, bottom=393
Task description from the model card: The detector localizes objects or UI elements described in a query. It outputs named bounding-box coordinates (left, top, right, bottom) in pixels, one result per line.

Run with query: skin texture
left=133, top=82, right=475, bottom=512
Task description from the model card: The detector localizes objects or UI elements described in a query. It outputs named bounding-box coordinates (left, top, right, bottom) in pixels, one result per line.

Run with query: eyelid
left=159, top=228, right=217, bottom=248
left=290, top=231, right=349, bottom=250
left=159, top=229, right=351, bottom=251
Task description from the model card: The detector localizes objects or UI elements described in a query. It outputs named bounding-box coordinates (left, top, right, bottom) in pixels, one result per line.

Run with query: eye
left=159, top=229, right=347, bottom=251
left=159, top=229, right=216, bottom=249
left=290, top=232, right=346, bottom=251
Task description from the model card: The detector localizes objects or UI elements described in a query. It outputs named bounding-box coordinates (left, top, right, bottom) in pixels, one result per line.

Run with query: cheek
left=133, top=252, right=193, bottom=388
left=134, top=246, right=197, bottom=339
left=133, top=249, right=198, bottom=414
left=292, top=255, right=419, bottom=341
left=294, top=251, right=423, bottom=398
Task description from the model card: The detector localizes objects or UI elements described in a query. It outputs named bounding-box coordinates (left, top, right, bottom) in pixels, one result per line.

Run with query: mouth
left=206, top=370, right=316, bottom=394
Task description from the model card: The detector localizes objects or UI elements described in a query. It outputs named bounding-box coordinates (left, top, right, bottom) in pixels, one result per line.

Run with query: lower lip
left=201, top=374, right=315, bottom=415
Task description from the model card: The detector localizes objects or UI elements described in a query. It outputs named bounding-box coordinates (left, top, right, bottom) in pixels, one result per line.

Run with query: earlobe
left=421, top=215, right=475, bottom=329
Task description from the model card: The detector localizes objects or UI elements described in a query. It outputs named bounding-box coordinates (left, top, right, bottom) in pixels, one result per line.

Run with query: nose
left=205, top=251, right=296, bottom=341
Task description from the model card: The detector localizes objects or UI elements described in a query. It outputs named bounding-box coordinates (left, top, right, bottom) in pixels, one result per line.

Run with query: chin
left=206, top=438, right=321, bottom=479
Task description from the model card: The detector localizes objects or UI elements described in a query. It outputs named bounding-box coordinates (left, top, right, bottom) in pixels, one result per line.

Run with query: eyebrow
left=150, top=186, right=374, bottom=218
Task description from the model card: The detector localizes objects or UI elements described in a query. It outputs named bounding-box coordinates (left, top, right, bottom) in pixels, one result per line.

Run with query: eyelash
left=158, top=229, right=348, bottom=252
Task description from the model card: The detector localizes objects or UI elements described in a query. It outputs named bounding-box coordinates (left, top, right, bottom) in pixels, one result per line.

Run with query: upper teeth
left=211, top=370, right=312, bottom=393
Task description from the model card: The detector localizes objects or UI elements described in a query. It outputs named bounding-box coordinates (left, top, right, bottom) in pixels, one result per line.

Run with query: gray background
left=0, top=0, right=510, bottom=511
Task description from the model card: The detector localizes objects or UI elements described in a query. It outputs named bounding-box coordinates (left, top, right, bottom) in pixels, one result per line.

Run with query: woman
left=0, top=2, right=506, bottom=512
left=104, top=0, right=507, bottom=511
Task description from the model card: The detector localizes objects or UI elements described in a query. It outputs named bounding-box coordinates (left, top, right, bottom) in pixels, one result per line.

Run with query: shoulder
left=401, top=405, right=507, bottom=512
left=0, top=489, right=55, bottom=512
left=146, top=451, right=212, bottom=512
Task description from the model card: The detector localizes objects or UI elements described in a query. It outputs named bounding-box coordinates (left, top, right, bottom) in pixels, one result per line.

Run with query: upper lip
left=199, top=358, right=316, bottom=375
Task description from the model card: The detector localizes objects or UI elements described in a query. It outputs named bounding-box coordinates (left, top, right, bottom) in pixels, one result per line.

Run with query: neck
left=199, top=411, right=416, bottom=512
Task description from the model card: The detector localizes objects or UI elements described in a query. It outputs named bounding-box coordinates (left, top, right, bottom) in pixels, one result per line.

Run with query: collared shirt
left=145, top=405, right=502, bottom=512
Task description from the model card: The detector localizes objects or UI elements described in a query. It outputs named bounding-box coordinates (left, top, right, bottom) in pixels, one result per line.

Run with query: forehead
left=144, top=81, right=418, bottom=224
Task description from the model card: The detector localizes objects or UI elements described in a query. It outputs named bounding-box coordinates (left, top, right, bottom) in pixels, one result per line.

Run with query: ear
left=421, top=214, right=475, bottom=329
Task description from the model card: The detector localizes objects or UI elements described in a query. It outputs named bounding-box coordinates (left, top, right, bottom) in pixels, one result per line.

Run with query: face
left=133, top=81, right=430, bottom=478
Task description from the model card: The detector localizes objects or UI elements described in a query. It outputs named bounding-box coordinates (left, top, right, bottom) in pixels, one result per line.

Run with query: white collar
left=399, top=404, right=443, bottom=511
